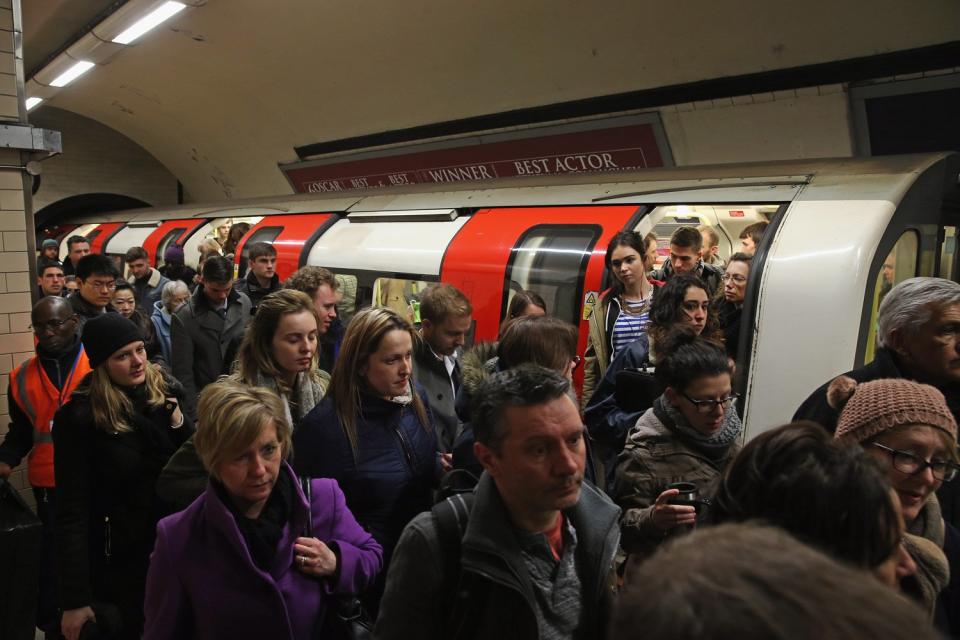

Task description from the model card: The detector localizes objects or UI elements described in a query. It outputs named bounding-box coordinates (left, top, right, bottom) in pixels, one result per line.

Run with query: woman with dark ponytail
left=612, top=328, right=741, bottom=561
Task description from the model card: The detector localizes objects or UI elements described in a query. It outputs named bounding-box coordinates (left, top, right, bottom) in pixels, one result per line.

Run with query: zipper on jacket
left=104, top=516, right=112, bottom=564
left=393, top=408, right=416, bottom=471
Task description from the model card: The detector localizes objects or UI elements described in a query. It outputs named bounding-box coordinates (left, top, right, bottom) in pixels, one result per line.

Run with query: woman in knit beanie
left=52, top=314, right=194, bottom=639
left=829, top=375, right=959, bottom=626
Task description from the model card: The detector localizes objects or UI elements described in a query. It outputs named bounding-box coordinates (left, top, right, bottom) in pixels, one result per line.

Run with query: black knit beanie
left=82, top=313, right=145, bottom=368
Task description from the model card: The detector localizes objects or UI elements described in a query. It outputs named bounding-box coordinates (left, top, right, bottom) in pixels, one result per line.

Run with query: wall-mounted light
left=112, top=2, right=187, bottom=45
left=26, top=97, right=43, bottom=110
left=49, top=61, right=95, bottom=87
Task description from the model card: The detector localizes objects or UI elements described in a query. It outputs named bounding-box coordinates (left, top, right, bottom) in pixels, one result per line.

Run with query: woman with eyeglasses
left=830, top=376, right=960, bottom=629
left=612, top=328, right=741, bottom=559
left=715, top=252, right=752, bottom=359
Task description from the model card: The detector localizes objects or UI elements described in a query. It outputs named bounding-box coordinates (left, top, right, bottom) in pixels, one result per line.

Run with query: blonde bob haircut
left=328, top=306, right=430, bottom=460
left=194, top=380, right=292, bottom=477
left=235, top=289, right=321, bottom=396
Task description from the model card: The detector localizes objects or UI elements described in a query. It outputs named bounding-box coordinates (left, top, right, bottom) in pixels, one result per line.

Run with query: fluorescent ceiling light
left=25, top=97, right=43, bottom=110
left=112, top=2, right=186, bottom=45
left=50, top=61, right=95, bottom=87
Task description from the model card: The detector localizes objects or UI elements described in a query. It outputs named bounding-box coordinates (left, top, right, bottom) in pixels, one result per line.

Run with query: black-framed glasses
left=679, top=391, right=739, bottom=414
left=29, top=318, right=72, bottom=334
left=870, top=442, right=959, bottom=482
left=83, top=279, right=117, bottom=291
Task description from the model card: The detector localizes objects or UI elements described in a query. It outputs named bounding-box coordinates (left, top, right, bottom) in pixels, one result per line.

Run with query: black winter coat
left=53, top=371, right=193, bottom=638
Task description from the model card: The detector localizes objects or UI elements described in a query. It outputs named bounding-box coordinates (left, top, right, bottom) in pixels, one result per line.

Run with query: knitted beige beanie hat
left=828, top=376, right=957, bottom=444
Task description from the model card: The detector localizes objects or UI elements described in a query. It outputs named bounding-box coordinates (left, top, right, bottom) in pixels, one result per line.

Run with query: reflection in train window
left=155, top=228, right=186, bottom=266
left=939, top=226, right=958, bottom=281
left=504, top=225, right=601, bottom=326
left=865, top=230, right=919, bottom=363
left=335, top=273, right=358, bottom=324
left=373, top=277, right=429, bottom=325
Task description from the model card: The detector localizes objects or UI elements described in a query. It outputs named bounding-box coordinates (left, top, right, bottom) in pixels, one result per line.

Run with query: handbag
left=614, top=360, right=663, bottom=414
left=299, top=476, right=374, bottom=640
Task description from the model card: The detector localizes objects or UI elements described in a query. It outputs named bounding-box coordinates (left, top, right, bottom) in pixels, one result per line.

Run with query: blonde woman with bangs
left=143, top=380, right=382, bottom=640
left=53, top=314, right=193, bottom=640
left=157, top=289, right=329, bottom=511
left=293, top=306, right=441, bottom=612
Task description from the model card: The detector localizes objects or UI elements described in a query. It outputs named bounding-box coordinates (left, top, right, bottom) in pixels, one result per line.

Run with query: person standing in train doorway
left=0, top=297, right=92, bottom=637
left=68, top=254, right=120, bottom=329
left=61, top=235, right=90, bottom=278
left=649, top=226, right=723, bottom=297
left=171, top=256, right=252, bottom=421
left=413, top=283, right=473, bottom=452
left=234, top=241, right=280, bottom=313
left=283, top=266, right=343, bottom=372
left=794, top=277, right=960, bottom=529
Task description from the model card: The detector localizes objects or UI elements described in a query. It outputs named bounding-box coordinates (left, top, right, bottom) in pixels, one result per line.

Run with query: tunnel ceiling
left=22, top=0, right=960, bottom=202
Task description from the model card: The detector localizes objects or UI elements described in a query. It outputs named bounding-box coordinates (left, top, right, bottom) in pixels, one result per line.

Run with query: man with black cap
left=0, top=296, right=91, bottom=635
left=40, top=238, right=60, bottom=262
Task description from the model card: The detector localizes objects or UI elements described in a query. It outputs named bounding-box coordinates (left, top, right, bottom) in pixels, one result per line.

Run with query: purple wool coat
left=143, top=463, right=382, bottom=640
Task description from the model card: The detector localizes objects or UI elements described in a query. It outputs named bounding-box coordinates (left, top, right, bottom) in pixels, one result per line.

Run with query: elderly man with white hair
left=794, top=276, right=960, bottom=524
left=151, top=279, right=191, bottom=365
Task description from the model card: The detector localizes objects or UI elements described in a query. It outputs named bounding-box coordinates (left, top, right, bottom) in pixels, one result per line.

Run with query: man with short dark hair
left=125, top=246, right=170, bottom=314
left=234, top=241, right=279, bottom=312
left=283, top=265, right=341, bottom=371
left=172, top=255, right=252, bottom=419
left=68, top=254, right=119, bottom=325
left=37, top=259, right=65, bottom=297
left=0, top=296, right=91, bottom=634
left=376, top=365, right=620, bottom=640
left=61, top=235, right=90, bottom=277
left=649, top=226, right=723, bottom=297
left=413, top=283, right=473, bottom=452
left=739, top=221, right=769, bottom=255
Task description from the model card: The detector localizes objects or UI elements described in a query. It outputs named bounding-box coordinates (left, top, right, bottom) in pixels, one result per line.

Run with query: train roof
left=70, top=152, right=959, bottom=224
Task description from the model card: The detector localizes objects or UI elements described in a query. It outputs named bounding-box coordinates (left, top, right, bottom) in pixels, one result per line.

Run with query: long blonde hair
left=84, top=362, right=168, bottom=433
left=328, top=307, right=430, bottom=460
left=235, top=289, right=322, bottom=396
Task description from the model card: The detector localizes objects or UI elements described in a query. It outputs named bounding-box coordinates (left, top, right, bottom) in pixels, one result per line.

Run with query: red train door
left=441, top=205, right=643, bottom=389
left=235, top=214, right=337, bottom=282
left=87, top=222, right=124, bottom=255
left=142, top=219, right=207, bottom=265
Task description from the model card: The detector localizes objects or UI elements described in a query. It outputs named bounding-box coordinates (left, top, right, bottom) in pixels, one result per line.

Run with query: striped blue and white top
left=611, top=297, right=650, bottom=358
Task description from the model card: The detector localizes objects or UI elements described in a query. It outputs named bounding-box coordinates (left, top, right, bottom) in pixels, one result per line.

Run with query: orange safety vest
left=9, top=346, right=91, bottom=488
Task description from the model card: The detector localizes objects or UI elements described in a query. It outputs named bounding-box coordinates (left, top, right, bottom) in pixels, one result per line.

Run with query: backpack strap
left=433, top=493, right=485, bottom=640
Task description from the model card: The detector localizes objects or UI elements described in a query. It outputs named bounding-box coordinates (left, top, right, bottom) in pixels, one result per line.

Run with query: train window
left=864, top=230, right=919, bottom=363
left=335, top=274, right=358, bottom=324
left=155, top=228, right=186, bottom=266
left=504, top=225, right=600, bottom=326
left=939, top=226, right=958, bottom=281
left=372, top=277, right=429, bottom=324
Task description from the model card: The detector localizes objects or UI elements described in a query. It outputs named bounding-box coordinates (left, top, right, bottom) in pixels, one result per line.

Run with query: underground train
left=39, top=152, right=960, bottom=439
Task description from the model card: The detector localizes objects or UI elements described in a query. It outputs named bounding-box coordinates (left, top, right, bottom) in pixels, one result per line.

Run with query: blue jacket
left=150, top=301, right=173, bottom=365
left=292, top=386, right=440, bottom=561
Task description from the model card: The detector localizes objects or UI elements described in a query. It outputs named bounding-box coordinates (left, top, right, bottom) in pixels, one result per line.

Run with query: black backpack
left=433, top=492, right=489, bottom=640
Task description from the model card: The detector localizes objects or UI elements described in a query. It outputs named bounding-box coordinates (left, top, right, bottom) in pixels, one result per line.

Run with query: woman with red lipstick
left=293, top=306, right=440, bottom=613
left=53, top=314, right=193, bottom=640
left=613, top=329, right=740, bottom=559
left=831, top=376, right=960, bottom=626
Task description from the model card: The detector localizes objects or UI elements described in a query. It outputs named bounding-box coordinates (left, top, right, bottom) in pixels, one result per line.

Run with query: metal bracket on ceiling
left=0, top=123, right=61, bottom=155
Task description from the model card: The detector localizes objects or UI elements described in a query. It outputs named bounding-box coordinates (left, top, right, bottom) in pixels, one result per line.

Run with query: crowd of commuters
left=3, top=221, right=960, bottom=639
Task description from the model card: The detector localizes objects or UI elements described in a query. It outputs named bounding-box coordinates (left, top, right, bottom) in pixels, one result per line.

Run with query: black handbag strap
left=300, top=476, right=313, bottom=538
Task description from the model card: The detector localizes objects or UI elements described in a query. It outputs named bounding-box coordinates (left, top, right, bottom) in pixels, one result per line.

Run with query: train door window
left=238, top=227, right=280, bottom=279
left=372, top=277, right=430, bottom=325
left=504, top=225, right=600, bottom=326
left=155, top=228, right=186, bottom=267
left=335, top=274, right=358, bottom=324
left=865, top=230, right=919, bottom=363
left=939, top=226, right=958, bottom=281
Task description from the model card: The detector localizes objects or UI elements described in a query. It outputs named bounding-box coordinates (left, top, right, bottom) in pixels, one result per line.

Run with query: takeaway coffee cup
left=666, top=482, right=699, bottom=509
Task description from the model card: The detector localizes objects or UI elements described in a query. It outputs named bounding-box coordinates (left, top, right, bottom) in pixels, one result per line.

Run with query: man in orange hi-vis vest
left=0, top=296, right=90, bottom=635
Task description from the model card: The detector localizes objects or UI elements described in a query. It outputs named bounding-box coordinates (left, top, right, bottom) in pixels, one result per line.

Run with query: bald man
left=0, top=296, right=93, bottom=634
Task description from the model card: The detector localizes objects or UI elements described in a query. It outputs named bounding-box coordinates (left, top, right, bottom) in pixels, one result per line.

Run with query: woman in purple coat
left=143, top=380, right=382, bottom=640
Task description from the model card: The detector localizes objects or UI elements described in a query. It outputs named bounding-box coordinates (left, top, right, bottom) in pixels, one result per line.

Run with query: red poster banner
left=281, top=121, right=668, bottom=194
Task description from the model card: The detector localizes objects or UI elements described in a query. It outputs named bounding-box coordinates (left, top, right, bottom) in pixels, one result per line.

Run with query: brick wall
left=0, top=0, right=38, bottom=509
left=30, top=106, right=179, bottom=212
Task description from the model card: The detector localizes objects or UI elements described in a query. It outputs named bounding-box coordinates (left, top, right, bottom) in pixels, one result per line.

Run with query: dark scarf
left=653, top=394, right=742, bottom=460
left=217, top=469, right=294, bottom=572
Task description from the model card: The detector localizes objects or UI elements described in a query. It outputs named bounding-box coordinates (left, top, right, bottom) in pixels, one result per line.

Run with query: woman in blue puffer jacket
left=293, top=306, right=441, bottom=613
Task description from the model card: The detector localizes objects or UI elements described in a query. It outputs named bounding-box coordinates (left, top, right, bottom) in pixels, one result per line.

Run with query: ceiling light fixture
left=25, top=97, right=43, bottom=110
left=49, top=61, right=95, bottom=87
left=112, top=1, right=187, bottom=45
